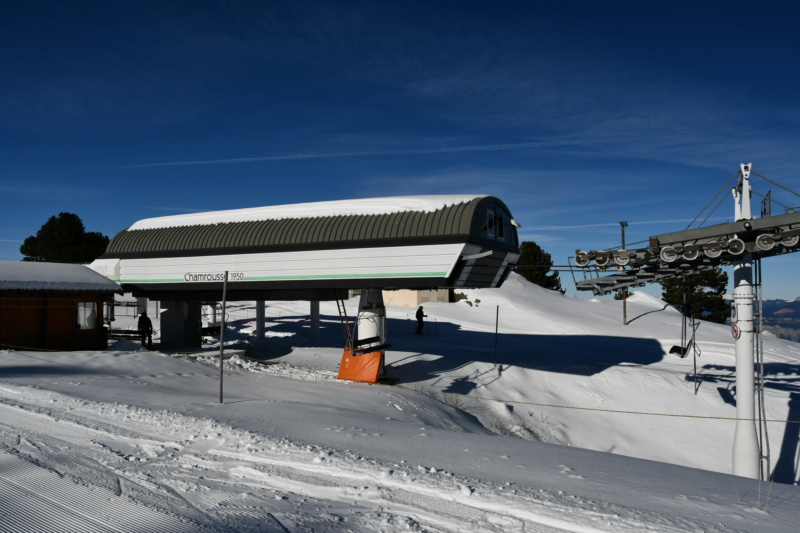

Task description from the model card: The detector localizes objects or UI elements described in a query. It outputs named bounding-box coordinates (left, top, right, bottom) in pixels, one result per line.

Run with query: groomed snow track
left=0, top=451, right=208, bottom=533
left=0, top=382, right=741, bottom=533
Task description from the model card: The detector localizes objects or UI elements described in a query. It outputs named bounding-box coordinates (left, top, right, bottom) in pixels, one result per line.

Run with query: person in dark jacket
left=415, top=305, right=427, bottom=334
left=138, top=312, right=153, bottom=349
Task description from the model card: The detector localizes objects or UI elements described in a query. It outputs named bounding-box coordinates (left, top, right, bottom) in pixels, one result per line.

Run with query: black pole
left=493, top=305, right=499, bottom=365
left=219, top=271, right=228, bottom=404
left=620, top=221, right=628, bottom=325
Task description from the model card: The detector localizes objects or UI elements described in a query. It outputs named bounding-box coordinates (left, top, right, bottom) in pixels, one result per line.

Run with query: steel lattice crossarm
left=573, top=210, right=800, bottom=296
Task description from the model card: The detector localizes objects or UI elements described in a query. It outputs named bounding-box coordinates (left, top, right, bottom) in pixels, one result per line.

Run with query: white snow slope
left=2, top=273, right=800, bottom=532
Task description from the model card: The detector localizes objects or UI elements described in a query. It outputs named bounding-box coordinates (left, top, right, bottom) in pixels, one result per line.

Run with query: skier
left=138, top=311, right=153, bottom=349
left=415, top=305, right=427, bottom=334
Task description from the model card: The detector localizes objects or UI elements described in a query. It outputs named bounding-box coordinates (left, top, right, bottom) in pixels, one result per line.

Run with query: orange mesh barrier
left=337, top=346, right=383, bottom=383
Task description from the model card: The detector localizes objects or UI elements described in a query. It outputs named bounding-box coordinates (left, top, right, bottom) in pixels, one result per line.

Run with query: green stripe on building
left=120, top=272, right=446, bottom=283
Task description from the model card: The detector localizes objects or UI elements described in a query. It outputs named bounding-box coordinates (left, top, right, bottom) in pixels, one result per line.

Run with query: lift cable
left=687, top=170, right=740, bottom=230
left=594, top=238, right=650, bottom=252
left=686, top=169, right=798, bottom=231
left=751, top=189, right=797, bottom=212
left=667, top=279, right=702, bottom=389
left=752, top=171, right=800, bottom=199
left=698, top=186, right=734, bottom=229
left=754, top=257, right=771, bottom=480
left=690, top=317, right=701, bottom=395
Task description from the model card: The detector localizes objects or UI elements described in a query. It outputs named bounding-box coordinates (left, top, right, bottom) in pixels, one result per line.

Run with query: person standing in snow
left=415, top=305, right=427, bottom=334
left=138, top=311, right=153, bottom=349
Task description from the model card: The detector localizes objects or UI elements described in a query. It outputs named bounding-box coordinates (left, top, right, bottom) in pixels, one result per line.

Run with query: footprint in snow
left=559, top=465, right=584, bottom=479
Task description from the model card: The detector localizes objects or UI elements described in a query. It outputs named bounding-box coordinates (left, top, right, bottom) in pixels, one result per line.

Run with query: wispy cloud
left=127, top=141, right=582, bottom=168
left=0, top=181, right=106, bottom=200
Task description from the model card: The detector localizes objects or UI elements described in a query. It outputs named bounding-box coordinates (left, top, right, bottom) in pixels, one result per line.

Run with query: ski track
left=0, top=451, right=202, bottom=533
left=0, top=385, right=751, bottom=533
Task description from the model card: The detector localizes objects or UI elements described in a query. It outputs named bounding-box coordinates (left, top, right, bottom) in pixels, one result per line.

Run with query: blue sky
left=2, top=1, right=800, bottom=299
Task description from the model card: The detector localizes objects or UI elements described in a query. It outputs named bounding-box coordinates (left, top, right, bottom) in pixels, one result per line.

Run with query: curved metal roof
left=103, top=196, right=519, bottom=259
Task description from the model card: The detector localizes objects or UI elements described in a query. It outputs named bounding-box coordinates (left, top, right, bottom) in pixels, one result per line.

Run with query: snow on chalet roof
left=0, top=261, right=122, bottom=292
left=129, top=195, right=487, bottom=231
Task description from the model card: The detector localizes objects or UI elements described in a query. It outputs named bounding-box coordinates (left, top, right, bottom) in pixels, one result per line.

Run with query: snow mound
left=626, top=289, right=673, bottom=309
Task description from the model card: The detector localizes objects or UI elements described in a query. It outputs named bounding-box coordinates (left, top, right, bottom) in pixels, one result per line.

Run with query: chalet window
left=77, top=302, right=97, bottom=330
left=482, top=208, right=495, bottom=238
left=495, top=213, right=506, bottom=241
left=478, top=203, right=517, bottom=245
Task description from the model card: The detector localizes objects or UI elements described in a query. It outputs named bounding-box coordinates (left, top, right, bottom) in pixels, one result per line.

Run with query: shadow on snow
left=690, top=363, right=800, bottom=485
left=239, top=311, right=800, bottom=486
left=241, top=313, right=666, bottom=379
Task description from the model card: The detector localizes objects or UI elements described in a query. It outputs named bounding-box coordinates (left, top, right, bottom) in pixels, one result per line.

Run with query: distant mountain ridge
left=761, top=298, right=800, bottom=342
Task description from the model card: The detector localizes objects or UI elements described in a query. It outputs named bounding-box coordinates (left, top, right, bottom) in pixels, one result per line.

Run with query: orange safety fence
left=337, top=346, right=383, bottom=383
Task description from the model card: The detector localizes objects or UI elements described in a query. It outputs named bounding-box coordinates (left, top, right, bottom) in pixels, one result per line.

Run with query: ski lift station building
left=91, top=195, right=521, bottom=347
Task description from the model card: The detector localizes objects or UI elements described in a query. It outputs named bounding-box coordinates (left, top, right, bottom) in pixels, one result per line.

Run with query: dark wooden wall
left=0, top=291, right=108, bottom=350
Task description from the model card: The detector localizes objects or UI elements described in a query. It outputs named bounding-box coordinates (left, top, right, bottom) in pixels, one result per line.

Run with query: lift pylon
left=730, top=164, right=760, bottom=479
left=571, top=164, right=800, bottom=479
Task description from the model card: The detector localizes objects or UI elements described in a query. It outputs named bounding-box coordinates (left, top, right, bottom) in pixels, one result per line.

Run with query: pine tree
left=516, top=241, right=564, bottom=293
left=20, top=212, right=109, bottom=263
left=660, top=267, right=729, bottom=324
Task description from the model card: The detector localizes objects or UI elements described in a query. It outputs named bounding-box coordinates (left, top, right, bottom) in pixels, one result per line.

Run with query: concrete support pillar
left=310, top=300, right=320, bottom=344
left=136, top=297, right=148, bottom=316
left=186, top=302, right=201, bottom=348
left=160, top=301, right=182, bottom=347
left=160, top=301, right=202, bottom=348
left=256, top=300, right=265, bottom=341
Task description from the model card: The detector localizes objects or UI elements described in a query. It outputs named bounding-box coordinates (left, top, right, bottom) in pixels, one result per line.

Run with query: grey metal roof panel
left=103, top=196, right=517, bottom=259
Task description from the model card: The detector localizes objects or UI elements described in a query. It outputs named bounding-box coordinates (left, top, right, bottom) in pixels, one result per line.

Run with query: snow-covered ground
left=2, top=273, right=800, bottom=532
